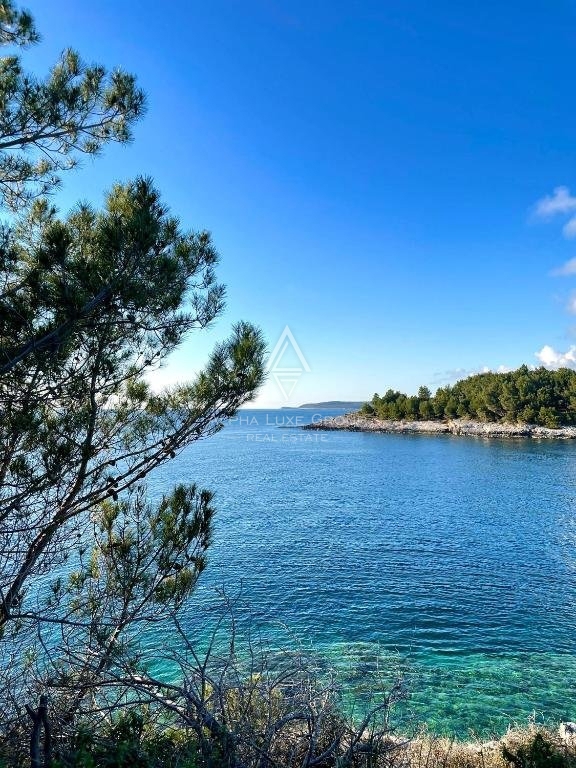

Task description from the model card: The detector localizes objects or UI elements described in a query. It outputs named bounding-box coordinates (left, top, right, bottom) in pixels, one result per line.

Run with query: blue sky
left=24, top=0, right=576, bottom=405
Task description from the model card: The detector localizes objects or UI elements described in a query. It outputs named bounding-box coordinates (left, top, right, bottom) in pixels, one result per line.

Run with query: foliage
left=502, top=733, right=571, bottom=768
left=39, top=483, right=218, bottom=724
left=0, top=177, right=265, bottom=651
left=362, top=366, right=576, bottom=428
left=0, top=179, right=266, bottom=722
left=0, top=0, right=144, bottom=211
left=53, top=712, right=200, bottom=768
left=0, top=0, right=266, bottom=745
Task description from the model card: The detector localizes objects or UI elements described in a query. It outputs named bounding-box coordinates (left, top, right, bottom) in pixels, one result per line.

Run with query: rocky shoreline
left=303, top=414, right=576, bottom=439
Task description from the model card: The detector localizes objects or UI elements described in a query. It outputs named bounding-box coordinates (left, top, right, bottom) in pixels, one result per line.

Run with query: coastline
left=303, top=414, right=576, bottom=439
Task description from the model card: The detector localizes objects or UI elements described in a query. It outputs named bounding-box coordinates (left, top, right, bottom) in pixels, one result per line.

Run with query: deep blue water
left=148, top=409, right=576, bottom=736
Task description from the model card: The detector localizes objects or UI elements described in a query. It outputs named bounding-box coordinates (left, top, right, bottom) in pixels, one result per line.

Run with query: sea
left=146, top=408, right=576, bottom=737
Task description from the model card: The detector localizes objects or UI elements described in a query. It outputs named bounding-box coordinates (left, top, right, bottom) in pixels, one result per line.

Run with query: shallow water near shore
left=148, top=409, right=576, bottom=737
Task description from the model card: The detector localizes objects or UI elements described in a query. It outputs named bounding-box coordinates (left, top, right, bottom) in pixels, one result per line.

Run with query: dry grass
left=391, top=724, right=576, bottom=768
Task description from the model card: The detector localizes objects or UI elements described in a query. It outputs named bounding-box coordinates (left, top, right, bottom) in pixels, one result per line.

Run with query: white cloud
left=564, top=219, right=576, bottom=239
left=536, top=344, right=576, bottom=368
left=533, top=186, right=576, bottom=240
left=567, top=294, right=576, bottom=314
left=432, top=364, right=512, bottom=385
left=535, top=186, right=576, bottom=217
left=551, top=257, right=576, bottom=276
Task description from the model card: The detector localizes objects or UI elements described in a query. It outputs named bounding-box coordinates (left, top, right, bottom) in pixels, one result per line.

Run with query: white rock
left=559, top=722, right=576, bottom=743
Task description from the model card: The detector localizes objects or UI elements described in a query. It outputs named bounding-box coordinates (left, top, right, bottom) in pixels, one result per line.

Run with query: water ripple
left=148, top=410, right=576, bottom=735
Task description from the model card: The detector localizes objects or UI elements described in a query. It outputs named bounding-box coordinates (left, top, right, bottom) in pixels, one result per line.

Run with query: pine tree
left=0, top=2, right=266, bottom=731
left=0, top=0, right=145, bottom=212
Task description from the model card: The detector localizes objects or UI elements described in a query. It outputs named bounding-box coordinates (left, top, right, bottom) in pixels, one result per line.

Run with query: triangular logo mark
left=272, top=372, right=301, bottom=399
left=266, top=326, right=311, bottom=401
left=266, top=326, right=311, bottom=373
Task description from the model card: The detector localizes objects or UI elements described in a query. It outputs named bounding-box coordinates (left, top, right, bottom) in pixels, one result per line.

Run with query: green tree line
left=361, top=366, right=576, bottom=428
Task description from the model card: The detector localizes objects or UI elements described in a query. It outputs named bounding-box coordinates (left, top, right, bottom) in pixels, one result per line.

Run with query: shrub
left=502, top=733, right=570, bottom=768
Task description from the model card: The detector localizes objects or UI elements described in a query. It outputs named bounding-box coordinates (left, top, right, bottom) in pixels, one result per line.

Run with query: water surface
left=150, top=409, right=576, bottom=736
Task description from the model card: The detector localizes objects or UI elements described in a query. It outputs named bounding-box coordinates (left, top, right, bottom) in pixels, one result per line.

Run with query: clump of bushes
left=5, top=708, right=576, bottom=768
left=52, top=712, right=199, bottom=768
left=502, top=732, right=572, bottom=768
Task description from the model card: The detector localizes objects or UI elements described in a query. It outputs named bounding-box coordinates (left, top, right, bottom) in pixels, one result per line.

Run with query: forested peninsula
left=305, top=366, right=576, bottom=438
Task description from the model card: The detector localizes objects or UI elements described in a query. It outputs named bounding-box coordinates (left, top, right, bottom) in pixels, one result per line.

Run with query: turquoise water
left=149, top=409, right=576, bottom=736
